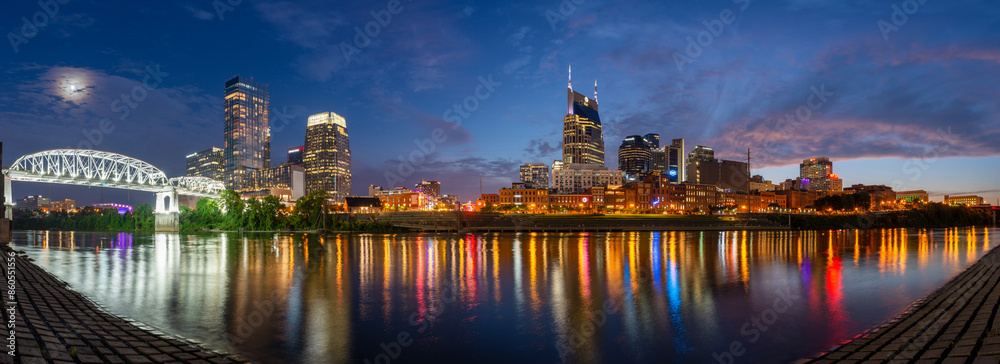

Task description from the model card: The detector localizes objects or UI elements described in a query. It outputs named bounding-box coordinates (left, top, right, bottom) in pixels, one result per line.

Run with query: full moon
left=55, top=71, right=91, bottom=101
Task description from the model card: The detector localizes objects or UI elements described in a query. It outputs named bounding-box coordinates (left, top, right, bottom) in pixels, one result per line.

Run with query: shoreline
left=801, top=236, right=1000, bottom=363
left=0, top=244, right=250, bottom=364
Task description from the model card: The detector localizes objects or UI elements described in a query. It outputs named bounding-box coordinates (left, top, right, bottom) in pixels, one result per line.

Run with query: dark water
left=11, top=228, right=999, bottom=363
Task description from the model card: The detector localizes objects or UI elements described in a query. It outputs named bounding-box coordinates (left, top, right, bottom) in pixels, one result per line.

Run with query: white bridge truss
left=2, top=149, right=224, bottom=214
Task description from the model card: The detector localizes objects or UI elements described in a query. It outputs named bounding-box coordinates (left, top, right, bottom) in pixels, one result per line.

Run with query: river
left=11, top=228, right=999, bottom=363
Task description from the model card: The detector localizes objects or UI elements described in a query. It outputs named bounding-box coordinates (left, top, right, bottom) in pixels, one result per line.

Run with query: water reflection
left=12, top=228, right=999, bottom=364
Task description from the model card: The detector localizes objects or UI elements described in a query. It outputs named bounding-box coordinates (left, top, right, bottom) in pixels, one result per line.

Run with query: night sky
left=2, top=0, right=999, bottom=206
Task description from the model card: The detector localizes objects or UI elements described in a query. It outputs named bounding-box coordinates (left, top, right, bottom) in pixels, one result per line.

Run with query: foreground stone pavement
left=804, top=245, right=1000, bottom=364
left=1, top=249, right=249, bottom=364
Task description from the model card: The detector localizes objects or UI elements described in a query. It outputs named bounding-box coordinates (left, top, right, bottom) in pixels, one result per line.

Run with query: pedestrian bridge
left=2, top=149, right=224, bottom=231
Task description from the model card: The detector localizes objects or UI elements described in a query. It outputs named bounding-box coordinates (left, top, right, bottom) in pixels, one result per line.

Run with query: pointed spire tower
left=567, top=65, right=573, bottom=114
left=594, top=79, right=598, bottom=105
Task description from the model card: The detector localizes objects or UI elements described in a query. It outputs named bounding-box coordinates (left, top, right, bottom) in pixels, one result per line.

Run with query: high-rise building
left=643, top=133, right=660, bottom=149
left=414, top=180, right=441, bottom=198
left=686, top=146, right=716, bottom=184
left=651, top=148, right=667, bottom=173
left=799, top=157, right=842, bottom=192
left=186, top=147, right=224, bottom=181
left=50, top=199, right=76, bottom=212
left=223, top=76, right=270, bottom=190
left=666, top=138, right=686, bottom=184
left=800, top=157, right=833, bottom=180
left=238, top=164, right=306, bottom=201
left=618, top=135, right=651, bottom=178
left=562, top=66, right=605, bottom=166
left=304, top=112, right=351, bottom=202
left=519, top=163, right=550, bottom=189
left=287, top=146, right=304, bottom=166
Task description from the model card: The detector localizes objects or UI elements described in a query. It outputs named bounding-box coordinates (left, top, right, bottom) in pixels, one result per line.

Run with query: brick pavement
left=804, top=246, right=1000, bottom=363
left=0, top=248, right=249, bottom=364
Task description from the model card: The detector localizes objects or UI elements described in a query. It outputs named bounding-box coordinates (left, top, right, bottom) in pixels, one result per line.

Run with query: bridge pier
left=3, top=174, right=11, bottom=220
left=154, top=189, right=180, bottom=232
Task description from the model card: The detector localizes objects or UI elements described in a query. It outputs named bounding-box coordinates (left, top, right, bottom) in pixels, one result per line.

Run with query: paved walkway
left=804, top=246, right=1000, bottom=363
left=0, top=248, right=249, bottom=364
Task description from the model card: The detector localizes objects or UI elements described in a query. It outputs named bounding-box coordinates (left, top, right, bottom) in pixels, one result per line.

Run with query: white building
left=552, top=163, right=624, bottom=193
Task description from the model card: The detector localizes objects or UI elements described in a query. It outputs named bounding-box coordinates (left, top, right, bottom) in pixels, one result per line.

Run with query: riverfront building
left=223, top=76, right=271, bottom=190
left=552, top=163, right=624, bottom=194
left=519, top=163, right=550, bottom=189
left=304, top=112, right=352, bottom=202
left=186, top=147, right=223, bottom=181
left=944, top=195, right=985, bottom=206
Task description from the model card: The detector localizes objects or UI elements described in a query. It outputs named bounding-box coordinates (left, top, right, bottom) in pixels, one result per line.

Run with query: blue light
left=668, top=169, right=677, bottom=177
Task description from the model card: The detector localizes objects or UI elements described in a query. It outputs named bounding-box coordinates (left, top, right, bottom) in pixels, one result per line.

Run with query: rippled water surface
left=12, top=228, right=999, bottom=363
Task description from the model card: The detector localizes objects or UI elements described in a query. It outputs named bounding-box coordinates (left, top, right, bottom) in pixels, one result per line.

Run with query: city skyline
left=2, top=1, right=999, bottom=205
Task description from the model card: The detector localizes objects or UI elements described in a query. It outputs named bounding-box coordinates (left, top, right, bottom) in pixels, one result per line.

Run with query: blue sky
left=2, top=0, right=999, bottom=205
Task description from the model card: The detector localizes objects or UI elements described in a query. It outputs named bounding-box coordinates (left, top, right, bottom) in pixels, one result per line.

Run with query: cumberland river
left=11, top=228, right=1000, bottom=363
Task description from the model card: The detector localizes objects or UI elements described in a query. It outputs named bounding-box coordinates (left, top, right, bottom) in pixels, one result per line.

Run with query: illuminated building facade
left=414, top=180, right=441, bottom=198
left=800, top=157, right=833, bottom=180
left=238, top=164, right=306, bottom=201
left=685, top=145, right=716, bottom=184
left=50, top=199, right=76, bottom=212
left=519, top=163, right=550, bottom=189
left=223, top=76, right=271, bottom=190
left=562, top=66, right=605, bottom=166
left=666, top=138, right=686, bottom=183
left=499, top=183, right=549, bottom=211
left=896, top=190, right=929, bottom=203
left=16, top=195, right=49, bottom=211
left=552, top=163, right=624, bottom=194
left=186, top=147, right=223, bottom=181
left=944, top=195, right=984, bottom=206
left=618, top=135, right=652, bottom=178
left=304, top=112, right=352, bottom=202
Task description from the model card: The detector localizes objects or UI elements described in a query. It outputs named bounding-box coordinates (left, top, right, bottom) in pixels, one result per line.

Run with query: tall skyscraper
left=800, top=157, right=842, bottom=192
left=414, top=180, right=441, bottom=198
left=304, top=112, right=351, bottom=202
left=287, top=146, right=304, bottom=166
left=800, top=157, right=833, bottom=180
left=618, top=135, right=652, bottom=178
left=685, top=145, right=715, bottom=184
left=643, top=133, right=660, bottom=149
left=186, top=147, right=223, bottom=181
left=223, top=76, right=270, bottom=190
left=519, top=163, right=550, bottom=189
left=562, top=66, right=605, bottom=166
left=666, top=138, right=686, bottom=183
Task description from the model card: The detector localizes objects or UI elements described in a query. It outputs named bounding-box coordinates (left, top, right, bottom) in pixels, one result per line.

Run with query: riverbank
left=801, top=239, right=1000, bottom=363
left=0, top=244, right=249, bottom=364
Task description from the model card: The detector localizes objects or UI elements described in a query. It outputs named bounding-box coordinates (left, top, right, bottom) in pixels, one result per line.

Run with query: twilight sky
left=2, top=0, right=999, bottom=205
